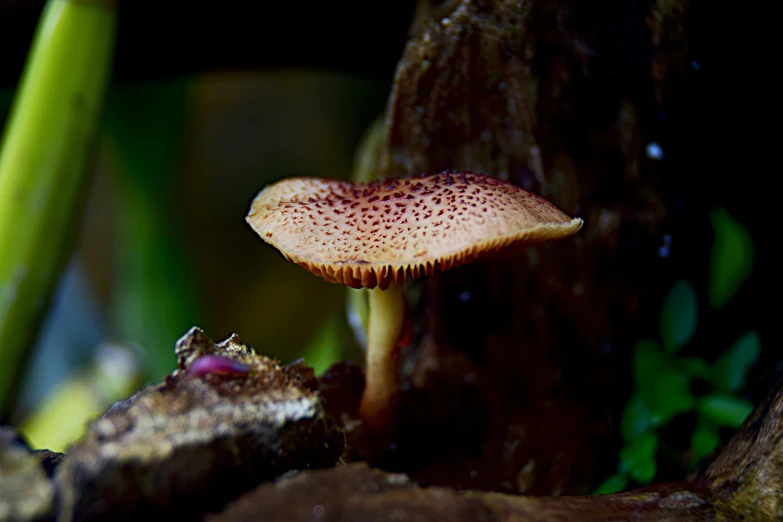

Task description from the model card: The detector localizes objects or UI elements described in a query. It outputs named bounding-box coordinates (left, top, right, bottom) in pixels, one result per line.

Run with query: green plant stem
left=0, top=0, right=117, bottom=416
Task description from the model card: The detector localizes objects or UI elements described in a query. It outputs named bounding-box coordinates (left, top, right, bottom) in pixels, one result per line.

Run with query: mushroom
left=246, top=171, right=583, bottom=431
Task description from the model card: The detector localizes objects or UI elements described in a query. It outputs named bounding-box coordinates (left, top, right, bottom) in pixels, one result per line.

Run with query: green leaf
left=633, top=341, right=695, bottom=424
left=299, top=315, right=344, bottom=376
left=632, top=340, right=664, bottom=383
left=679, top=357, right=712, bottom=380
left=621, top=394, right=653, bottom=442
left=712, top=330, right=760, bottom=392
left=709, top=207, right=754, bottom=309
left=107, top=79, right=202, bottom=381
left=593, top=473, right=628, bottom=495
left=619, top=431, right=659, bottom=485
left=699, top=393, right=754, bottom=428
left=633, top=340, right=665, bottom=402
left=690, top=419, right=719, bottom=470
left=647, top=369, right=694, bottom=423
left=660, top=280, right=698, bottom=354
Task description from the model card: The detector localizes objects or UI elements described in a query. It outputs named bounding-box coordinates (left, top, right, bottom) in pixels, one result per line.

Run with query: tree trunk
left=343, top=0, right=772, bottom=497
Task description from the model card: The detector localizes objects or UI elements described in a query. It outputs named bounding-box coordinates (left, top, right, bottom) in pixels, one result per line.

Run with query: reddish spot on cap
left=246, top=171, right=583, bottom=289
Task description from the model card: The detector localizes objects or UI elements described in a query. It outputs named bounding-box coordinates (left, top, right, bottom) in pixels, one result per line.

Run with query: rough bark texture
left=0, top=426, right=54, bottom=522
left=699, top=373, right=783, bottom=520
left=210, top=464, right=730, bottom=522
left=53, top=328, right=344, bottom=522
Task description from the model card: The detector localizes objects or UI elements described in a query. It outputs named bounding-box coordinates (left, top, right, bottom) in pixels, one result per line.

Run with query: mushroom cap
left=246, top=171, right=583, bottom=290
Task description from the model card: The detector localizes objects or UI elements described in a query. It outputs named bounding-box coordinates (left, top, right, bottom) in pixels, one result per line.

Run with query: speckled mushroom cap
left=246, top=171, right=583, bottom=290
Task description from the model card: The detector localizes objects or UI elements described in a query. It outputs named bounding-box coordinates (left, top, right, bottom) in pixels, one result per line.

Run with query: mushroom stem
left=357, top=283, right=405, bottom=432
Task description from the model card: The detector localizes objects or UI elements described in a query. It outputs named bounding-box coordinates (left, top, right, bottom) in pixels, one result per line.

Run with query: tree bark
left=340, top=0, right=776, bottom=497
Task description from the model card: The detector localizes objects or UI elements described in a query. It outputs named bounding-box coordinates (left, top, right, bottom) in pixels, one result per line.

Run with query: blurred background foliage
left=0, top=0, right=775, bottom=492
left=1, top=41, right=389, bottom=449
left=596, top=208, right=759, bottom=493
